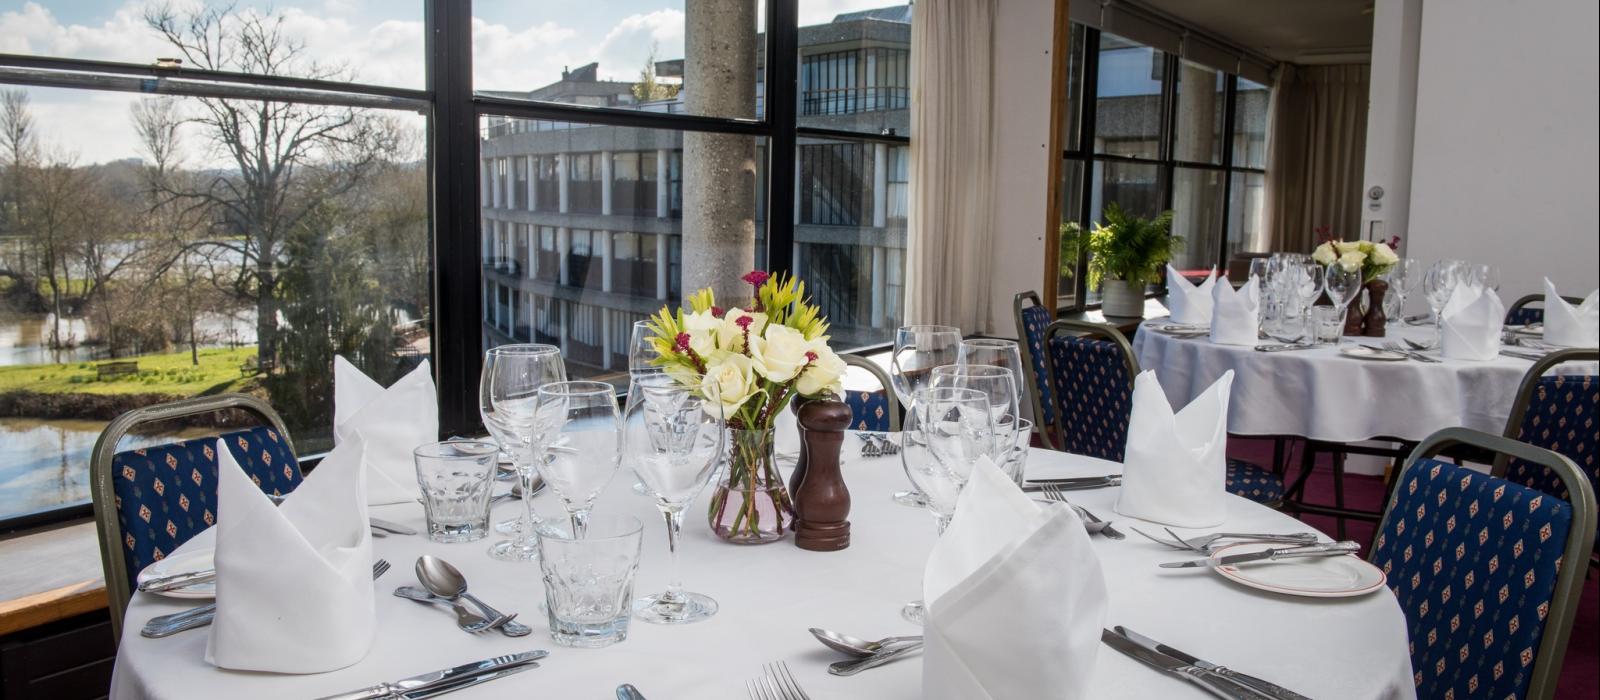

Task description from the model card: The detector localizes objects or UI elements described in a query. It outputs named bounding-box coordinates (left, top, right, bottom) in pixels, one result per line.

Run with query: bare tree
left=133, top=96, right=212, bottom=364
left=1, top=89, right=39, bottom=280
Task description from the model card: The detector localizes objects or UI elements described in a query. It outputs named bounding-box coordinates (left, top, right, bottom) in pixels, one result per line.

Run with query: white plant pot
left=1101, top=279, right=1146, bottom=317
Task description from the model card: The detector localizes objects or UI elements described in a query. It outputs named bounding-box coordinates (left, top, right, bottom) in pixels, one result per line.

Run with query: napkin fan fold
left=334, top=356, right=437, bottom=504
left=1166, top=265, right=1216, bottom=325
left=1208, top=277, right=1260, bottom=347
left=1439, top=284, right=1504, bottom=361
left=1542, top=278, right=1599, bottom=348
left=1115, top=370, right=1232, bottom=527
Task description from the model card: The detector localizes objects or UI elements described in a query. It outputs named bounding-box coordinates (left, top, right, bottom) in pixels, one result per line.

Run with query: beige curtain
left=903, top=0, right=997, bottom=332
left=1262, top=64, right=1370, bottom=253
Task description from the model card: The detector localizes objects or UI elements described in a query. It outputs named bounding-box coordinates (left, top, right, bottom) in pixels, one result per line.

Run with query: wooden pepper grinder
left=793, top=398, right=852, bottom=551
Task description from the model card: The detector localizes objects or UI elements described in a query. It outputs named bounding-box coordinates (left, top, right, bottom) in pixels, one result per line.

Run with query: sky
left=0, top=0, right=900, bottom=165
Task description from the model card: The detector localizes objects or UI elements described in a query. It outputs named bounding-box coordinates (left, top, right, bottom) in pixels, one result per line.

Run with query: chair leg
left=1271, top=437, right=1287, bottom=475
left=1332, top=451, right=1348, bottom=541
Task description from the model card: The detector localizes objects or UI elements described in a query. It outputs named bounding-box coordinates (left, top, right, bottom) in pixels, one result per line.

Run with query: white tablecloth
left=111, top=444, right=1416, bottom=699
left=1133, top=319, right=1548, bottom=442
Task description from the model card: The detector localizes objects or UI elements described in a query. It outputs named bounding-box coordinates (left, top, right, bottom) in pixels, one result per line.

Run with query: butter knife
left=828, top=641, right=923, bottom=676
left=1102, top=629, right=1263, bottom=699
left=1115, top=626, right=1312, bottom=700
left=369, top=517, right=418, bottom=536
left=401, top=662, right=539, bottom=699
left=1021, top=478, right=1119, bottom=492
left=137, top=568, right=216, bottom=593
left=1160, top=541, right=1360, bottom=568
left=313, top=650, right=548, bottom=700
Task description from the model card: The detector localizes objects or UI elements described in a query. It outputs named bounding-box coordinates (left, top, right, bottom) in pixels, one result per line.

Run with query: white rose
left=748, top=324, right=813, bottom=383
left=1370, top=242, right=1399, bottom=266
left=1311, top=242, right=1337, bottom=266
left=795, top=344, right=846, bottom=397
left=701, top=354, right=760, bottom=418
left=1334, top=240, right=1362, bottom=255
left=717, top=307, right=768, bottom=353
left=681, top=309, right=722, bottom=357
left=1337, top=251, right=1365, bottom=272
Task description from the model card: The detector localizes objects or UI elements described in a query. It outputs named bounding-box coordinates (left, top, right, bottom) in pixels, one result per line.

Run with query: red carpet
left=1230, top=439, right=1598, bottom=700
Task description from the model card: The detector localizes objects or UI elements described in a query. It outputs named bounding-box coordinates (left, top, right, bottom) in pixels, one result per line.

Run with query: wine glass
left=629, top=320, right=663, bottom=375
left=955, top=338, right=1026, bottom=422
left=626, top=380, right=726, bottom=624
left=626, top=369, right=676, bottom=495
left=930, top=364, right=1020, bottom=461
left=1422, top=261, right=1463, bottom=348
left=899, top=386, right=993, bottom=624
left=1294, top=263, right=1325, bottom=340
left=481, top=344, right=567, bottom=562
left=1383, top=258, right=1419, bottom=323
left=1323, top=264, right=1363, bottom=343
left=1248, top=258, right=1272, bottom=325
left=1468, top=264, right=1500, bottom=292
left=889, top=325, right=962, bottom=506
left=534, top=381, right=622, bottom=538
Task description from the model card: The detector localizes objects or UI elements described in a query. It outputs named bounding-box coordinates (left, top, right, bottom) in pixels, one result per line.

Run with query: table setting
left=110, top=270, right=1416, bottom=700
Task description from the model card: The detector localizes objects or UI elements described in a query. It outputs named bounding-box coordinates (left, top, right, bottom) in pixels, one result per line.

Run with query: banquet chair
left=1042, top=320, right=1285, bottom=505
left=1504, top=293, right=1586, bottom=326
left=840, top=354, right=899, bottom=432
left=89, top=393, right=302, bottom=641
left=1012, top=291, right=1059, bottom=449
left=1494, top=348, right=1599, bottom=565
left=1371, top=427, right=1595, bottom=700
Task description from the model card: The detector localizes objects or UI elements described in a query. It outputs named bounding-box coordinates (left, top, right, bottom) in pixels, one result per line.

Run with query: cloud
left=595, top=9, right=685, bottom=83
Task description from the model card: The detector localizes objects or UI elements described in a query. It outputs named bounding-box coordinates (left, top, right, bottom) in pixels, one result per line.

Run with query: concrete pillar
left=599, top=231, right=614, bottom=293
left=525, top=156, right=537, bottom=212
left=655, top=149, right=671, bottom=218
left=872, top=142, right=889, bottom=228
left=870, top=246, right=887, bottom=327
left=490, top=220, right=501, bottom=264
left=557, top=302, right=569, bottom=354
left=682, top=0, right=758, bottom=304
left=1172, top=61, right=1219, bottom=261
left=655, top=234, right=670, bottom=300
left=558, top=153, right=571, bottom=214
left=527, top=292, right=536, bottom=341
left=557, top=227, right=571, bottom=286
left=493, top=159, right=505, bottom=208
left=600, top=151, right=614, bottom=216
left=865, top=50, right=878, bottom=111
left=524, top=225, right=535, bottom=279
left=601, top=308, right=614, bottom=370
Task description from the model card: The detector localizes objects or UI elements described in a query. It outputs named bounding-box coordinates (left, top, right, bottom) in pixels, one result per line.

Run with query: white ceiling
left=1134, top=0, right=1375, bottom=63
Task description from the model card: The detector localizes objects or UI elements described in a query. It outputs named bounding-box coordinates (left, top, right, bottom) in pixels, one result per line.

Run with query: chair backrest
left=840, top=354, right=899, bottom=432
left=1504, top=294, right=1587, bottom=326
left=89, top=394, right=298, bottom=641
left=1013, top=291, right=1058, bottom=449
left=1043, top=320, right=1139, bottom=462
left=1371, top=428, right=1596, bottom=700
left=1496, top=349, right=1599, bottom=509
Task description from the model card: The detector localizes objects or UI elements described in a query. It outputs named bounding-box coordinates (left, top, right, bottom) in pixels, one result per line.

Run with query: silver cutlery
left=1026, top=475, right=1121, bottom=485
left=747, top=660, right=811, bottom=699
left=1040, top=484, right=1124, bottom=539
left=1500, top=347, right=1546, bottom=361
left=313, top=649, right=547, bottom=700
left=1131, top=527, right=1320, bottom=554
left=392, top=586, right=517, bottom=634
left=137, top=568, right=217, bottom=594
left=142, top=560, right=390, bottom=638
left=415, top=555, right=533, bottom=637
left=1382, top=341, right=1440, bottom=363
left=398, top=663, right=538, bottom=700
left=1102, top=629, right=1265, bottom=699
left=828, top=642, right=923, bottom=676
left=809, top=627, right=923, bottom=657
left=1160, top=541, right=1361, bottom=568
left=490, top=479, right=544, bottom=505
left=1253, top=343, right=1317, bottom=353
left=369, top=517, right=418, bottom=536
left=1402, top=313, right=1432, bottom=325
left=616, top=684, right=647, bottom=700
left=1023, top=475, right=1121, bottom=491
left=1116, top=626, right=1311, bottom=700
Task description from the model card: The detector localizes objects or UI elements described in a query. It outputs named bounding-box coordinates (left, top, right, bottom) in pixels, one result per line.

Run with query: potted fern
left=1061, top=204, right=1181, bottom=317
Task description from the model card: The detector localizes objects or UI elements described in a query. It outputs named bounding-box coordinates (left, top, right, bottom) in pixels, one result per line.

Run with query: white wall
left=1404, top=0, right=1600, bottom=302
left=1359, top=0, right=1422, bottom=247
left=985, top=0, right=1057, bottom=337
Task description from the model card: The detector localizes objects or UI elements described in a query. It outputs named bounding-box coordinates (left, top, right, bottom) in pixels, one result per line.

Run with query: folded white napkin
left=1208, top=277, right=1260, bottom=346
left=1115, top=370, right=1231, bottom=527
left=207, top=435, right=374, bottom=673
left=1166, top=265, right=1216, bottom=325
left=334, top=356, right=437, bottom=505
left=1439, top=284, right=1505, bottom=361
left=923, top=457, right=1107, bottom=700
left=1543, top=278, right=1599, bottom=348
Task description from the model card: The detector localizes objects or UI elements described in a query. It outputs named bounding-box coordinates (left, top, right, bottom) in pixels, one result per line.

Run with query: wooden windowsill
left=1063, top=297, right=1170, bottom=335
left=0, top=521, right=108, bottom=636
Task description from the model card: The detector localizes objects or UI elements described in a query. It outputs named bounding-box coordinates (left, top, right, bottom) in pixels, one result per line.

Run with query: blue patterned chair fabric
left=1370, top=458, right=1575, bottom=700
left=1226, top=459, right=1284, bottom=503
left=110, top=425, right=302, bottom=588
left=1505, top=375, right=1597, bottom=540
left=1505, top=305, right=1543, bottom=327
left=1019, top=304, right=1057, bottom=427
left=844, top=388, right=892, bottom=432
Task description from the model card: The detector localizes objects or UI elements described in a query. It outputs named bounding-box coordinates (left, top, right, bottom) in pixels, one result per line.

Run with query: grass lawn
left=0, top=346, right=259, bottom=396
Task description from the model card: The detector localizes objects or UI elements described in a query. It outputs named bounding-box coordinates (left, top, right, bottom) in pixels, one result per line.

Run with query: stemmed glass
left=1323, top=264, right=1361, bottom=343
left=931, top=364, right=1020, bottom=459
left=1468, top=264, right=1500, bottom=292
left=626, top=380, right=726, bottom=625
left=1383, top=258, right=1419, bottom=323
left=899, top=386, right=995, bottom=624
left=628, top=319, right=664, bottom=495
left=1289, top=263, right=1324, bottom=341
left=955, top=339, right=1026, bottom=407
left=481, top=344, right=567, bottom=562
left=889, top=325, right=962, bottom=506
left=534, top=381, right=622, bottom=538
left=1248, top=258, right=1273, bottom=326
left=1422, top=261, right=1464, bottom=348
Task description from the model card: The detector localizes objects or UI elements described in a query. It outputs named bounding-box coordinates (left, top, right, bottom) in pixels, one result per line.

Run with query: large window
left=1057, top=25, right=1270, bottom=308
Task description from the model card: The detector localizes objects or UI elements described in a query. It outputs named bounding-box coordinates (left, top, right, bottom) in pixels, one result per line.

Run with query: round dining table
left=1132, top=319, right=1556, bottom=443
left=111, top=441, right=1417, bottom=699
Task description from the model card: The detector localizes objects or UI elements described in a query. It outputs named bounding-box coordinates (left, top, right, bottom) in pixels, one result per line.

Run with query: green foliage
left=0, top=347, right=257, bottom=396
left=1063, top=204, right=1181, bottom=290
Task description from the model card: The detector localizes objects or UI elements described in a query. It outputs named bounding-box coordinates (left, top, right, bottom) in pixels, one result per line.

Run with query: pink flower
left=742, top=270, right=770, bottom=287
left=735, top=315, right=755, bottom=330
left=674, top=333, right=692, bottom=352
left=805, top=351, right=818, bottom=362
left=710, top=306, right=725, bottom=318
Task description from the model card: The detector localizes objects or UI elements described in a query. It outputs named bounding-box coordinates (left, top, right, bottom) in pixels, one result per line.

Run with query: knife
left=1025, top=475, right=1120, bottom=485
left=827, top=641, right=924, bottom=676
left=138, top=568, right=217, bottom=593
left=1021, top=478, right=1119, bottom=492
left=1101, top=629, right=1265, bottom=699
left=1159, top=541, right=1360, bottom=569
left=313, top=650, right=548, bottom=700
left=401, top=662, right=539, bottom=699
left=1114, top=626, right=1312, bottom=700
left=369, top=517, right=419, bottom=536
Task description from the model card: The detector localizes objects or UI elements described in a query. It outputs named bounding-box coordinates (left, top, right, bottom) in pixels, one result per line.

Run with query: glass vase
left=707, top=428, right=793, bottom=544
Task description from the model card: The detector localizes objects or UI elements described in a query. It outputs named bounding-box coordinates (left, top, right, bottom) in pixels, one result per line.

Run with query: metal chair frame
left=1493, top=347, right=1600, bottom=476
left=1505, top=293, right=1587, bottom=324
left=1379, top=427, right=1596, bottom=700
left=1040, top=318, right=1139, bottom=451
left=1012, top=290, right=1060, bottom=449
left=89, top=393, right=294, bottom=642
left=840, top=353, right=900, bottom=432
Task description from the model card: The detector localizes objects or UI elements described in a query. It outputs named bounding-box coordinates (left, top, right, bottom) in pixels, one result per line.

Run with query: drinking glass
left=482, top=344, right=567, bottom=562
left=1468, top=264, right=1500, bottom=292
left=889, top=325, right=962, bottom=506
left=930, top=364, right=1019, bottom=462
left=629, top=320, right=663, bottom=375
left=1422, top=260, right=1464, bottom=347
left=1248, top=258, right=1272, bottom=324
left=1311, top=307, right=1345, bottom=344
left=1383, top=258, right=1420, bottom=323
left=1323, top=264, right=1362, bottom=338
left=999, top=418, right=1033, bottom=486
left=534, top=380, right=622, bottom=538
left=956, top=338, right=1026, bottom=424
left=626, top=370, right=677, bottom=494
left=1295, top=263, right=1324, bottom=319
left=899, top=386, right=994, bottom=624
left=413, top=441, right=498, bottom=543
left=536, top=514, right=644, bottom=648
left=626, top=380, right=725, bottom=625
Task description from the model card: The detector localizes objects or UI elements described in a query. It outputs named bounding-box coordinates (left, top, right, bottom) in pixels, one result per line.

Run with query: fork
left=1132, top=527, right=1320, bottom=554
left=746, top=661, right=810, bottom=700
left=1041, top=485, right=1125, bottom=540
left=1383, top=341, right=1440, bottom=363
left=143, top=559, right=391, bottom=637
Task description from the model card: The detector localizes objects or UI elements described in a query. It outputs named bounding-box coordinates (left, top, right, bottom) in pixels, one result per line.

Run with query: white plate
left=1210, top=542, right=1386, bottom=598
left=135, top=548, right=216, bottom=599
left=1338, top=345, right=1408, bottom=362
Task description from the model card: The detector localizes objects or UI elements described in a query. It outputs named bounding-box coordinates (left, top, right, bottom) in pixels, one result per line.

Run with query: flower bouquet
left=1311, top=232, right=1402, bottom=336
left=644, top=270, right=846, bottom=544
